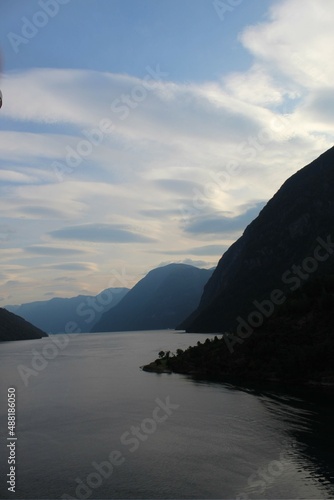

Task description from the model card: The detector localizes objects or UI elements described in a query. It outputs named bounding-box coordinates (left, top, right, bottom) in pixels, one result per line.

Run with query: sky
left=0, top=0, right=334, bottom=305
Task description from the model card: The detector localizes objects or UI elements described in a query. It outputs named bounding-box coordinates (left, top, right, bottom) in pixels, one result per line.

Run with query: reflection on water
left=0, top=331, right=333, bottom=499
left=262, top=390, right=334, bottom=495
left=186, top=377, right=334, bottom=499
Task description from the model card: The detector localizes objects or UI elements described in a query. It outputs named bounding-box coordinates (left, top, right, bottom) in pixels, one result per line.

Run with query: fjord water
left=0, top=331, right=333, bottom=499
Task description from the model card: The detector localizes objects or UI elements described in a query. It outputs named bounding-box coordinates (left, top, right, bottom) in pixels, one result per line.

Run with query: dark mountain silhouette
left=6, top=288, right=128, bottom=334
left=144, top=276, right=334, bottom=389
left=92, top=264, right=213, bottom=332
left=180, top=146, right=334, bottom=333
left=0, top=308, right=47, bottom=342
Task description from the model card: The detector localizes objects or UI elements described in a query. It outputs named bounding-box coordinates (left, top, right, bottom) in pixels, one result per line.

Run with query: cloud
left=1, top=69, right=104, bottom=125
left=184, top=202, right=266, bottom=236
left=49, top=223, right=156, bottom=243
left=54, top=276, right=76, bottom=282
left=0, top=224, right=15, bottom=242
left=140, top=208, right=182, bottom=219
left=24, top=245, right=88, bottom=256
left=49, top=263, right=97, bottom=272
left=153, top=244, right=227, bottom=257
left=22, top=206, right=70, bottom=219
left=154, top=178, right=201, bottom=195
left=240, top=0, right=334, bottom=89
left=297, top=89, right=334, bottom=131
left=224, top=64, right=288, bottom=107
left=187, top=244, right=227, bottom=256
left=0, top=169, right=36, bottom=184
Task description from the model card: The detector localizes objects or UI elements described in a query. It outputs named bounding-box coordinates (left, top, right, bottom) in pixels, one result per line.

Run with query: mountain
left=180, top=146, right=334, bottom=333
left=92, top=264, right=213, bottom=333
left=6, top=288, right=129, bottom=334
left=0, top=308, right=47, bottom=342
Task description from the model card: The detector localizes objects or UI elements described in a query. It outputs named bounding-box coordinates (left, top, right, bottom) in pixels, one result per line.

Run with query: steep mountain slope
left=181, top=146, right=334, bottom=332
left=92, top=264, right=213, bottom=332
left=6, top=288, right=129, bottom=334
left=0, top=308, right=47, bottom=341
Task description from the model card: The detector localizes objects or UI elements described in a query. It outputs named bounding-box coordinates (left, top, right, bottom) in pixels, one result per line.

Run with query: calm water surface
left=0, top=330, right=333, bottom=499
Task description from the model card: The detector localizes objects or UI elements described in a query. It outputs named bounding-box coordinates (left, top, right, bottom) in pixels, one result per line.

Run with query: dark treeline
left=143, top=276, right=334, bottom=390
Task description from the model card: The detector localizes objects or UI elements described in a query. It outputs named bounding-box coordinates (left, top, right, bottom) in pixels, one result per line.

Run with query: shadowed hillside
left=93, top=264, right=213, bottom=332
left=6, top=288, right=129, bottom=334
left=0, top=308, right=47, bottom=342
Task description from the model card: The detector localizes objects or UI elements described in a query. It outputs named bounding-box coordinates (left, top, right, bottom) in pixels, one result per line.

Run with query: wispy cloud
left=24, top=245, right=89, bottom=256
left=183, top=203, right=266, bottom=236
left=164, top=245, right=227, bottom=258
left=49, top=223, right=156, bottom=243
left=48, top=262, right=98, bottom=272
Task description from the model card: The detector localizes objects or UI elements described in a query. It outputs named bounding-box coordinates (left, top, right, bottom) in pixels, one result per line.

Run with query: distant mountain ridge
left=92, top=264, right=213, bottom=332
left=6, top=288, right=129, bottom=334
left=0, top=308, right=47, bottom=342
left=180, top=146, right=334, bottom=332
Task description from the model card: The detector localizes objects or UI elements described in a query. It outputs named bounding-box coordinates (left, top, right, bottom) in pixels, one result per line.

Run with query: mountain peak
left=92, top=264, right=213, bottom=332
left=180, top=146, right=334, bottom=333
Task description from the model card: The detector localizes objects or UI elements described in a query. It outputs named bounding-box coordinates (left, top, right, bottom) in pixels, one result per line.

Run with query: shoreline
left=142, top=360, right=334, bottom=396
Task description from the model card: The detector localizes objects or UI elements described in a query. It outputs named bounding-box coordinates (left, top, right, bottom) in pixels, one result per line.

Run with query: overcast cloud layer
left=1, top=0, right=334, bottom=304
